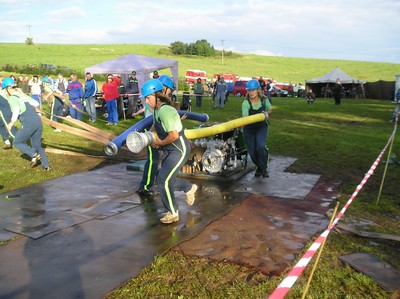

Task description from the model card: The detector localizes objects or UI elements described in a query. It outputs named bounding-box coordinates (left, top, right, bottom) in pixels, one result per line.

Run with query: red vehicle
left=185, top=69, right=207, bottom=84
left=232, top=80, right=248, bottom=97
left=212, top=73, right=237, bottom=83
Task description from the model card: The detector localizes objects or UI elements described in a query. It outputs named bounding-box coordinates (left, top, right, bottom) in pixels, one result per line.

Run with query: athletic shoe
left=113, top=123, right=118, bottom=126
left=254, top=171, right=261, bottom=177
left=54, top=129, right=62, bottom=132
left=43, top=167, right=52, bottom=171
left=160, top=211, right=179, bottom=224
left=136, top=188, right=155, bottom=197
left=3, top=143, right=12, bottom=150
left=186, top=184, right=198, bottom=206
left=30, top=153, right=41, bottom=168
left=261, top=170, right=269, bottom=178
left=106, top=122, right=112, bottom=125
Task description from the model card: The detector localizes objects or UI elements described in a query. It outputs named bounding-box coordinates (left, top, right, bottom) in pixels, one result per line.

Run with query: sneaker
left=261, top=170, right=269, bottom=178
left=30, top=153, right=41, bottom=168
left=3, top=143, right=12, bottom=150
left=254, top=171, right=261, bottom=177
left=186, top=184, right=198, bottom=206
left=106, top=122, right=113, bottom=125
left=136, top=188, right=155, bottom=197
left=54, top=129, right=62, bottom=132
left=43, top=167, right=52, bottom=171
left=160, top=211, right=179, bottom=224
left=113, top=123, right=118, bottom=126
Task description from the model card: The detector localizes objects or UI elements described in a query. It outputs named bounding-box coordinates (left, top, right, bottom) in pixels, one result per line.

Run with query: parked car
left=272, top=85, right=289, bottom=97
left=232, top=80, right=248, bottom=97
left=40, top=63, right=57, bottom=70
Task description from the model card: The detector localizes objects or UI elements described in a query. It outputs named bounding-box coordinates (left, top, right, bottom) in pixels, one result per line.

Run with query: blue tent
left=85, top=54, right=179, bottom=91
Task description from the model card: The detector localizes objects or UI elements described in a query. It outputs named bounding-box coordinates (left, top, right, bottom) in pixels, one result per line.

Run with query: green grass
left=1, top=43, right=399, bottom=83
left=1, top=44, right=399, bottom=298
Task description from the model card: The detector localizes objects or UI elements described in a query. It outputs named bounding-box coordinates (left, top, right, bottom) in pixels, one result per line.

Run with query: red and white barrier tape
left=268, top=125, right=397, bottom=299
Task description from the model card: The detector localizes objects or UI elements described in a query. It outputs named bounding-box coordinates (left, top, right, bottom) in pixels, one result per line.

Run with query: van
left=185, top=69, right=207, bottom=84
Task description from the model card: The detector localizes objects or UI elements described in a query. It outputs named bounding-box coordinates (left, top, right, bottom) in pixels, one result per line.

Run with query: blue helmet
left=42, top=77, right=49, bottom=83
left=158, top=75, right=175, bottom=91
left=141, top=79, right=164, bottom=97
left=246, top=79, right=261, bottom=90
left=2, top=77, right=16, bottom=89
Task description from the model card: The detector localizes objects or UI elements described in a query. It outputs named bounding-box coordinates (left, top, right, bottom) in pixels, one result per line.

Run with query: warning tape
left=268, top=119, right=398, bottom=299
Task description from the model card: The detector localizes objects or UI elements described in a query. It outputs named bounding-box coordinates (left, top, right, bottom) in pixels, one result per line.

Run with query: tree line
left=168, top=39, right=235, bottom=57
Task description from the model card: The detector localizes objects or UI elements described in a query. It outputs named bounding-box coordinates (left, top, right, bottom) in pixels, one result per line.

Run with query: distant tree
left=194, top=39, right=215, bottom=57
left=170, top=40, right=215, bottom=57
left=170, top=41, right=186, bottom=55
left=25, top=37, right=34, bottom=45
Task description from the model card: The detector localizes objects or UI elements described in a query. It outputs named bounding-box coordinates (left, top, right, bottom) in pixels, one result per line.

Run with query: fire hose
left=104, top=111, right=209, bottom=156
left=124, top=113, right=267, bottom=154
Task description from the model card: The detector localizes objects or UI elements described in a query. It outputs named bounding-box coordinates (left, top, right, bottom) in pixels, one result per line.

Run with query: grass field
left=1, top=43, right=399, bottom=83
left=1, top=44, right=400, bottom=298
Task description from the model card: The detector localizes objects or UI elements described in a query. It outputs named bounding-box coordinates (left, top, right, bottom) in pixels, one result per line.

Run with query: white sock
left=5, top=140, right=11, bottom=145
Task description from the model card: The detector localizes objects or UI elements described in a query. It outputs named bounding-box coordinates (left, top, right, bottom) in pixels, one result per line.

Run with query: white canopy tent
left=305, top=67, right=365, bottom=98
left=84, top=54, right=179, bottom=92
left=306, top=67, right=365, bottom=84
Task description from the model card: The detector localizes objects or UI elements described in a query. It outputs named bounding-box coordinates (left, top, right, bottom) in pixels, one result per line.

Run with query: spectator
left=54, top=73, right=68, bottom=96
left=391, top=88, right=400, bottom=122
left=306, top=89, right=315, bottom=104
left=258, top=76, right=266, bottom=95
left=214, top=76, right=227, bottom=109
left=2, top=78, right=51, bottom=170
left=212, top=75, right=220, bottom=104
left=101, top=74, right=121, bottom=125
left=193, top=78, right=204, bottom=108
left=28, top=75, right=42, bottom=106
left=332, top=78, right=343, bottom=105
left=293, top=83, right=299, bottom=98
left=266, top=79, right=273, bottom=104
left=67, top=74, right=85, bottom=120
left=84, top=72, right=98, bottom=122
left=242, top=79, right=272, bottom=178
left=141, top=79, right=197, bottom=224
left=152, top=70, right=159, bottom=79
left=125, top=71, right=140, bottom=117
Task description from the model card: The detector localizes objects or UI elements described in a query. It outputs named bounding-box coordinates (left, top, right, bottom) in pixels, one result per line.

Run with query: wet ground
left=0, top=156, right=340, bottom=299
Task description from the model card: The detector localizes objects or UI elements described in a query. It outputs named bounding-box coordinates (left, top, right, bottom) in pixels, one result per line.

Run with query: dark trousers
left=244, top=125, right=269, bottom=172
left=140, top=145, right=159, bottom=191
left=51, top=98, right=64, bottom=122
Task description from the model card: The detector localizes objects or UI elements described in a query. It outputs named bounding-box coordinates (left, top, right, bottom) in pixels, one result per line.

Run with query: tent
left=306, top=67, right=365, bottom=98
left=84, top=54, right=179, bottom=92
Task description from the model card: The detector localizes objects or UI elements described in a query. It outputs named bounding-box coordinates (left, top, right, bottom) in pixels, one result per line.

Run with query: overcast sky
left=1, top=0, right=399, bottom=64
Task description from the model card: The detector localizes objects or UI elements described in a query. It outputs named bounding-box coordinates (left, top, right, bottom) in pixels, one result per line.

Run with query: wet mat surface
left=172, top=177, right=340, bottom=275
left=0, top=156, right=340, bottom=299
left=339, top=252, right=400, bottom=291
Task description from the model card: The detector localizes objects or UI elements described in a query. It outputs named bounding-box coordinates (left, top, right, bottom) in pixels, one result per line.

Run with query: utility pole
left=27, top=24, right=32, bottom=38
left=221, top=40, right=224, bottom=65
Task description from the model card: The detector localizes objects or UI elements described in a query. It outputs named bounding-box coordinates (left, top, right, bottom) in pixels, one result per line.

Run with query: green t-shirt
left=8, top=92, right=38, bottom=115
left=241, top=97, right=272, bottom=117
left=155, top=104, right=182, bottom=133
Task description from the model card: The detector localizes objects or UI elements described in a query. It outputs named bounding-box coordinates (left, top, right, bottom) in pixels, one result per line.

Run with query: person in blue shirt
left=67, top=74, right=84, bottom=120
left=84, top=72, right=98, bottom=122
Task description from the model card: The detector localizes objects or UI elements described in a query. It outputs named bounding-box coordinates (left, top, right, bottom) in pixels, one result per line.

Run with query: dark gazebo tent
left=306, top=68, right=365, bottom=98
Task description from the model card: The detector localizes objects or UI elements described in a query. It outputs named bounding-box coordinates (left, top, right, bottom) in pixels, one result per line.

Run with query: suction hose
left=104, top=111, right=209, bottom=156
